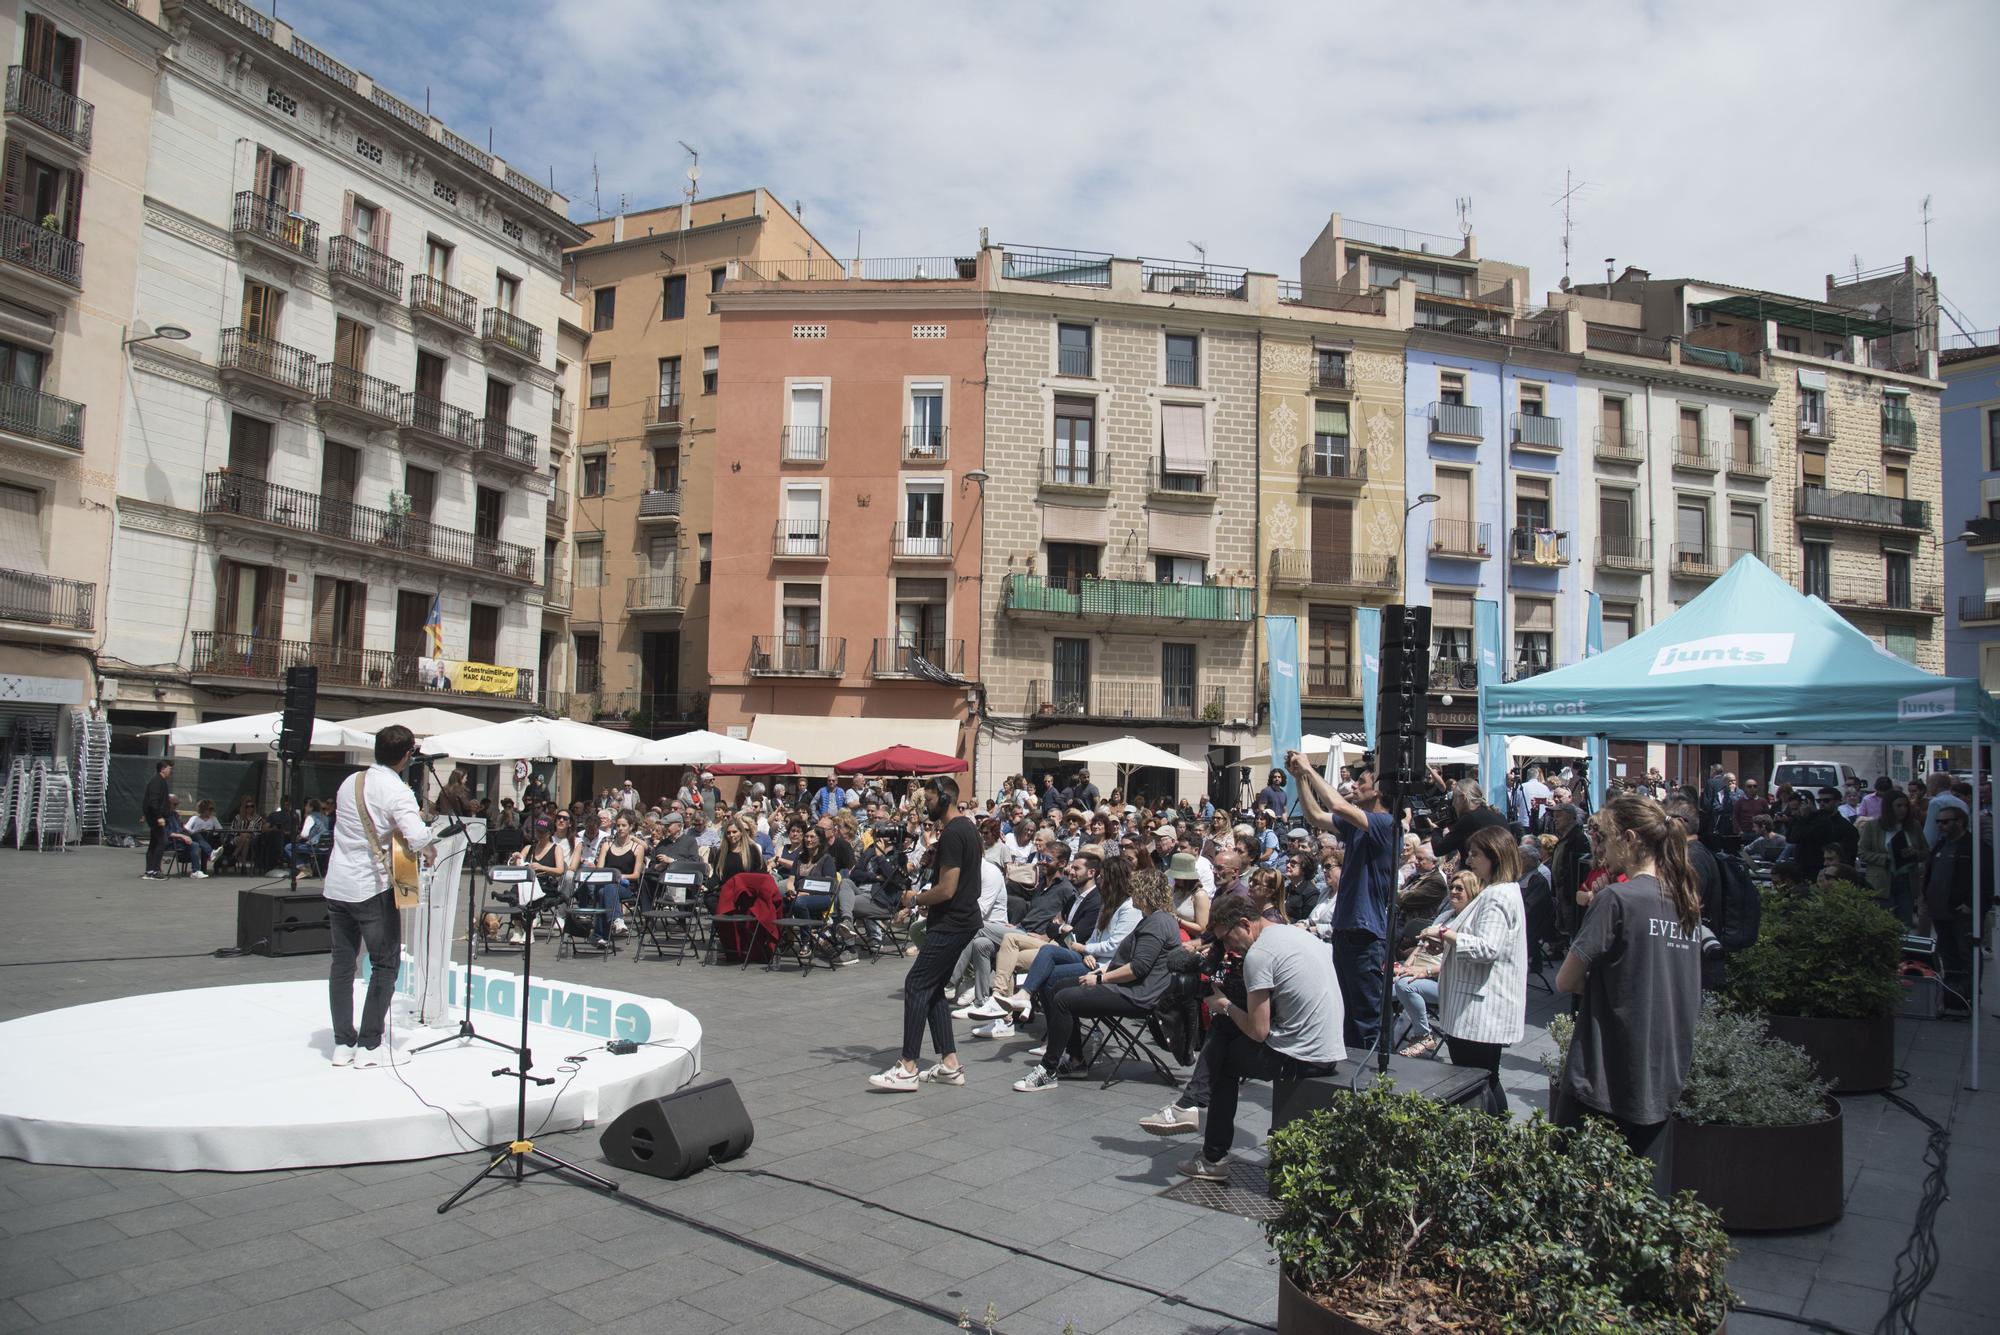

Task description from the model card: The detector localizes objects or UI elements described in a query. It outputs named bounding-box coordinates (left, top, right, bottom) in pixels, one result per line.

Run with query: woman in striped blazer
left=1419, top=824, right=1528, bottom=1116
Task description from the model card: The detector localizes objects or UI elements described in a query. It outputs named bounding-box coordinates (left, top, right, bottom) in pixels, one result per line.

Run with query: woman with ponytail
left=1554, top=793, right=1702, bottom=1191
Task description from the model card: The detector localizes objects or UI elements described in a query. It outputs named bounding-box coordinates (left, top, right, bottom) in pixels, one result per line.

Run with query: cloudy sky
left=291, top=0, right=1999, bottom=339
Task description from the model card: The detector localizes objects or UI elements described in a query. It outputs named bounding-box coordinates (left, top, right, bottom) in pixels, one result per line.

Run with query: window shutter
left=256, top=566, right=285, bottom=640
left=60, top=166, right=80, bottom=239
left=1516, top=598, right=1555, bottom=633
left=215, top=561, right=239, bottom=635
left=1160, top=403, right=1206, bottom=472
left=57, top=34, right=79, bottom=97
left=0, top=140, right=24, bottom=220
left=311, top=577, right=337, bottom=645
left=288, top=164, right=303, bottom=214
left=1985, top=556, right=2000, bottom=604
left=1147, top=509, right=1212, bottom=557
left=22, top=14, right=55, bottom=80
left=1432, top=591, right=1473, bottom=626
left=0, top=483, right=46, bottom=575
left=253, top=147, right=271, bottom=201
left=341, top=190, right=353, bottom=238
left=1041, top=504, right=1109, bottom=545
left=377, top=208, right=391, bottom=253
left=1797, top=368, right=1827, bottom=391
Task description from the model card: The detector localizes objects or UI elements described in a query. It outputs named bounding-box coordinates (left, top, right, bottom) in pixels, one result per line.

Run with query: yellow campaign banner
left=446, top=660, right=520, bottom=696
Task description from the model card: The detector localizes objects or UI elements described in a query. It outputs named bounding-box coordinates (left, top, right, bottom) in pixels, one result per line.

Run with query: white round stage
left=0, top=969, right=703, bottom=1172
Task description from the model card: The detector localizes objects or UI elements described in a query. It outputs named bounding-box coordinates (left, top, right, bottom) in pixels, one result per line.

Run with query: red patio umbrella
left=707, top=761, right=800, bottom=777
left=833, top=744, right=967, bottom=775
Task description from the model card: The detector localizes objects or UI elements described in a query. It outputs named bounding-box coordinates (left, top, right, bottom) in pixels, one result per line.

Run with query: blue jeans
left=1022, top=943, right=1086, bottom=996
left=1333, top=929, right=1387, bottom=1049
left=1393, top=975, right=1439, bottom=1044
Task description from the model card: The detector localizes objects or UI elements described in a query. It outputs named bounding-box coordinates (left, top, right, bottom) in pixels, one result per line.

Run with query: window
left=1052, top=637, right=1090, bottom=709
left=1052, top=395, right=1096, bottom=484
left=575, top=539, right=604, bottom=587
left=1159, top=403, right=1207, bottom=489
left=782, top=485, right=823, bottom=553
left=1801, top=541, right=1831, bottom=601
left=483, top=378, right=513, bottom=434
left=645, top=533, right=677, bottom=580
left=468, top=604, right=499, bottom=663
left=1728, top=504, right=1760, bottom=560
left=424, top=237, right=453, bottom=280
left=1799, top=386, right=1827, bottom=433
left=1433, top=468, right=1474, bottom=550
left=573, top=632, right=601, bottom=692
left=652, top=446, right=679, bottom=493
left=1600, top=394, right=1628, bottom=447
left=1164, top=333, right=1198, bottom=387
left=1370, top=260, right=1466, bottom=297
left=1518, top=383, right=1545, bottom=417
left=332, top=316, right=370, bottom=371
left=1885, top=550, right=1913, bottom=609
left=1515, top=475, right=1551, bottom=531
left=786, top=385, right=826, bottom=461
left=1162, top=642, right=1197, bottom=714
left=218, top=560, right=283, bottom=640
left=1799, top=447, right=1826, bottom=490
left=587, top=362, right=610, bottom=408
left=1678, top=407, right=1703, bottom=454
left=1599, top=490, right=1637, bottom=560
left=20, top=14, right=80, bottom=94
left=1316, top=347, right=1348, bottom=388
left=1310, top=402, right=1351, bottom=477
left=895, top=578, right=948, bottom=664
left=697, top=533, right=712, bottom=584
left=1823, top=341, right=1843, bottom=360
left=1431, top=592, right=1473, bottom=667
left=1306, top=607, right=1349, bottom=697
left=909, top=385, right=945, bottom=456
left=1676, top=499, right=1709, bottom=563
left=228, top=413, right=272, bottom=475
left=1046, top=541, right=1098, bottom=591
left=349, top=198, right=381, bottom=251
left=709, top=267, right=726, bottom=294
left=494, top=273, right=520, bottom=314
left=1988, top=411, right=2000, bottom=472
left=580, top=454, right=607, bottom=497
left=474, top=486, right=502, bottom=541
left=657, top=356, right=681, bottom=411
left=1732, top=415, right=1756, bottom=468
left=414, top=349, right=446, bottom=400
left=398, top=468, right=435, bottom=527
left=1514, top=597, right=1554, bottom=672
left=903, top=481, right=945, bottom=554
left=319, top=441, right=359, bottom=508
left=240, top=280, right=283, bottom=338
left=1057, top=323, right=1092, bottom=378
left=1601, top=603, right=1638, bottom=648
left=592, top=287, right=615, bottom=331
left=703, top=346, right=718, bottom=395
left=781, top=583, right=822, bottom=657
left=1885, top=629, right=1918, bottom=665
left=0, top=338, right=44, bottom=392
left=1438, top=371, right=1466, bottom=406
left=1778, top=334, right=1801, bottom=353
left=1155, top=555, right=1204, bottom=584
left=309, top=576, right=364, bottom=659
left=1884, top=465, right=1908, bottom=500
left=662, top=274, right=686, bottom=321
left=388, top=590, right=432, bottom=660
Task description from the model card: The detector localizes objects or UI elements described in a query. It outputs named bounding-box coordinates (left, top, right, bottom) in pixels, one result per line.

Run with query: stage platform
left=0, top=967, right=702, bottom=1172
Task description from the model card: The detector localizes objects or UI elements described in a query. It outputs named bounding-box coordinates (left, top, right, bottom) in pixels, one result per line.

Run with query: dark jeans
left=1332, top=929, right=1387, bottom=1049
left=1552, top=1082, right=1672, bottom=1196
left=1203, top=1023, right=1337, bottom=1162
left=1040, top=978, right=1149, bottom=1074
left=1936, top=913, right=1973, bottom=1009
left=1444, top=1035, right=1508, bottom=1117
left=901, top=926, right=976, bottom=1063
left=145, top=820, right=167, bottom=874
left=1175, top=1010, right=1234, bottom=1110
left=329, top=890, right=402, bottom=1049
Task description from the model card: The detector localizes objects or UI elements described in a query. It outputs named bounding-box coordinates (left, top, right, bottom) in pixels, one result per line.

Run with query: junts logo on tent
left=1647, top=633, right=1795, bottom=676
left=1898, top=688, right=1955, bottom=721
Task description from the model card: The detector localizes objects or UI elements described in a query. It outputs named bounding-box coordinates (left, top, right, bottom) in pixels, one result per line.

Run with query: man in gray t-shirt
left=1179, top=897, right=1346, bottom=1180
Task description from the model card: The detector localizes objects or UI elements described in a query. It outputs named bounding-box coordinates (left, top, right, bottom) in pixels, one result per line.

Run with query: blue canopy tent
left=1482, top=556, right=1999, bottom=1087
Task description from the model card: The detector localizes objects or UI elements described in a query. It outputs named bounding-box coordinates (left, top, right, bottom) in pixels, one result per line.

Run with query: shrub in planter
left=1265, top=1080, right=1732, bottom=1333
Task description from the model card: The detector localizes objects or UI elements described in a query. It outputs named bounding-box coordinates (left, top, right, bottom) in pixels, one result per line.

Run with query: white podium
left=393, top=818, right=479, bottom=1031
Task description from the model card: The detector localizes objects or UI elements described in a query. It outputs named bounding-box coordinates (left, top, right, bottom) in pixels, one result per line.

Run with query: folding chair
left=634, top=869, right=705, bottom=964
left=477, top=865, right=535, bottom=957
left=562, top=867, right=619, bottom=959
left=1081, top=1007, right=1184, bottom=1089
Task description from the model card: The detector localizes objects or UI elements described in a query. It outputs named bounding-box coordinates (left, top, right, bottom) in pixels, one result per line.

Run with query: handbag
left=352, top=772, right=420, bottom=909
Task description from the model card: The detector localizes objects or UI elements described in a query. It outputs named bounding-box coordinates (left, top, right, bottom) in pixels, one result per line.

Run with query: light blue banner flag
left=1586, top=591, right=1608, bottom=811
left=1356, top=606, right=1382, bottom=754
left=1473, top=598, right=1505, bottom=796
left=1265, top=616, right=1302, bottom=806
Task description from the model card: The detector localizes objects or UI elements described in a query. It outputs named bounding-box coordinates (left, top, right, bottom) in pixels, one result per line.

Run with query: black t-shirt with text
left=1560, top=873, right=1700, bottom=1124
left=927, top=815, right=985, bottom=933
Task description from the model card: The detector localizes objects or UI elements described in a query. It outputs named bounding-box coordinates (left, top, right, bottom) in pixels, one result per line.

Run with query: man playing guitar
left=324, top=725, right=437, bottom=1067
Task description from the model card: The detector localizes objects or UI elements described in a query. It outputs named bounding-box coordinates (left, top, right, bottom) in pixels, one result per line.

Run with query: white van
left=1770, top=759, right=1863, bottom=802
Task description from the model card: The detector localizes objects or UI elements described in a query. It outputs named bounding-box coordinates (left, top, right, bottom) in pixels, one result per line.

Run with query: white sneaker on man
left=352, top=1045, right=386, bottom=1069
left=611, top=919, right=631, bottom=938
left=971, top=1017, right=1015, bottom=1040
left=189, top=869, right=208, bottom=879
left=963, top=996, right=1011, bottom=1021
left=331, top=1045, right=356, bottom=1067
left=918, top=1062, right=965, bottom=1087
left=867, top=1063, right=919, bottom=1092
left=950, top=998, right=989, bottom=1020
left=1012, top=1067, right=1059, bottom=1094
left=1140, top=1104, right=1201, bottom=1135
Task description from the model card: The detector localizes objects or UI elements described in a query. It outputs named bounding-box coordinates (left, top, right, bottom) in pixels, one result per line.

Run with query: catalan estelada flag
left=424, top=594, right=445, bottom=658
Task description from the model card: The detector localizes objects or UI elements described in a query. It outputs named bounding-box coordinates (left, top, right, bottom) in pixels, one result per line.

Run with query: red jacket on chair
left=715, top=872, right=781, bottom=962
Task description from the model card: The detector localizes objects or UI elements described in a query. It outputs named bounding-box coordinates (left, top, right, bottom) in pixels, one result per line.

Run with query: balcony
left=325, top=235, right=403, bottom=303
left=200, top=471, right=538, bottom=583
left=1040, top=447, right=1110, bottom=495
left=1593, top=427, right=1643, bottom=464
left=1510, top=526, right=1570, bottom=567
left=219, top=328, right=316, bottom=402
left=1959, top=597, right=2000, bottom=625
left=559, top=689, right=708, bottom=730
left=1057, top=345, right=1092, bottom=377
left=191, top=630, right=535, bottom=704
left=1796, top=486, right=1929, bottom=532
left=1148, top=459, right=1220, bottom=499
left=1025, top=677, right=1226, bottom=724
left=772, top=520, right=829, bottom=560
left=1002, top=574, right=1254, bottom=629
left=1726, top=445, right=1771, bottom=480
left=551, top=398, right=574, bottom=437
left=1511, top=412, right=1563, bottom=454
left=781, top=424, right=826, bottom=462
left=626, top=573, right=687, bottom=618
left=1882, top=403, right=1917, bottom=453
left=0, top=213, right=80, bottom=292
left=0, top=569, right=93, bottom=633
left=1798, top=411, right=1834, bottom=443
left=230, top=191, right=319, bottom=270
left=1596, top=536, right=1652, bottom=573
left=479, top=308, right=542, bottom=365
left=1430, top=401, right=1481, bottom=441
left=312, top=363, right=400, bottom=429
left=5, top=67, right=92, bottom=153
left=1312, top=359, right=1354, bottom=393
left=1672, top=438, right=1722, bottom=473
left=903, top=425, right=949, bottom=464
left=1298, top=446, right=1368, bottom=491
left=1812, top=576, right=1940, bottom=617
left=474, top=419, right=538, bottom=472
left=1427, top=518, right=1493, bottom=560
left=1430, top=657, right=1479, bottom=692
left=0, top=382, right=83, bottom=453
left=1670, top=544, right=1765, bottom=581
left=1268, top=550, right=1399, bottom=593
left=645, top=394, right=683, bottom=433
left=890, top=521, right=953, bottom=561
left=870, top=637, right=967, bottom=679
left=409, top=274, right=478, bottom=336
left=1508, top=662, right=1557, bottom=682
left=1304, top=663, right=1354, bottom=700
left=547, top=484, right=568, bottom=532
left=543, top=567, right=570, bottom=610
left=398, top=394, right=477, bottom=453
left=1164, top=353, right=1199, bottom=387
left=748, top=635, right=845, bottom=677
left=637, top=489, right=682, bottom=525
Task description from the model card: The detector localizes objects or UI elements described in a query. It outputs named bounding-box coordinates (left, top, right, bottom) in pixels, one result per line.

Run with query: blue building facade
left=1942, top=343, right=2000, bottom=689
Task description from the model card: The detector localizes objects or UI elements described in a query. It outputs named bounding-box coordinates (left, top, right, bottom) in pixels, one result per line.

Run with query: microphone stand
left=408, top=753, right=510, bottom=1056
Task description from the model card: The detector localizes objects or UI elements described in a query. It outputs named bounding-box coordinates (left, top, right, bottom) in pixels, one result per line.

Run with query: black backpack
left=1706, top=851, right=1762, bottom=952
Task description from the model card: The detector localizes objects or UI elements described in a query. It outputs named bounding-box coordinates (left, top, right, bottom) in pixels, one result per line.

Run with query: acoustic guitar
left=390, top=832, right=421, bottom=910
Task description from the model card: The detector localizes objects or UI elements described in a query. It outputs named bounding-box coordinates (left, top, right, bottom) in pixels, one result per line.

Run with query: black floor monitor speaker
left=598, top=1078, right=754, bottom=1180
left=280, top=664, right=319, bottom=760
left=237, top=886, right=331, bottom=956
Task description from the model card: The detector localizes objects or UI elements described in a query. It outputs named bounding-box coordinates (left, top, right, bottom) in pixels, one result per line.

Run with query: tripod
left=438, top=902, right=618, bottom=1212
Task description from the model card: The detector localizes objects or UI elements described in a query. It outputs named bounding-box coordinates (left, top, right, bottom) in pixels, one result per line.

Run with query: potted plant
left=1200, top=698, right=1224, bottom=724
left=1725, top=879, right=1902, bottom=1092
left=1546, top=1000, right=1841, bottom=1231
left=1267, top=1081, right=1732, bottom=1333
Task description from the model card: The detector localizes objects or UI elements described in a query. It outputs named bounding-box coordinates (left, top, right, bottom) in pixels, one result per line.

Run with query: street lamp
left=122, top=323, right=192, bottom=349
left=1402, top=491, right=1441, bottom=561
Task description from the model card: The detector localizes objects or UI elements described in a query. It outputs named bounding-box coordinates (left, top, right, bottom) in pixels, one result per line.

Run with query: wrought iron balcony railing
left=1959, top=597, right=2000, bottom=624
left=871, top=638, right=966, bottom=678
left=772, top=519, right=828, bottom=558
left=475, top=418, right=538, bottom=469
left=1041, top=447, right=1107, bottom=489
left=903, top=424, right=948, bottom=462
left=220, top=328, right=316, bottom=396
left=637, top=489, right=682, bottom=521
left=479, top=307, right=542, bottom=362
left=1510, top=526, right=1570, bottom=566
left=326, top=235, right=403, bottom=300
left=890, top=521, right=953, bottom=559
left=781, top=423, right=826, bottom=462
left=191, top=630, right=535, bottom=701
left=1593, top=427, right=1643, bottom=462
left=1672, top=438, right=1722, bottom=472
left=1150, top=459, right=1219, bottom=496
left=1596, top=535, right=1651, bottom=571
left=1796, top=486, right=1929, bottom=531
left=0, top=212, right=79, bottom=288
left=748, top=635, right=845, bottom=676
left=1670, top=544, right=1766, bottom=580
left=231, top=190, right=318, bottom=262
left=5, top=67, right=92, bottom=149
left=409, top=274, right=478, bottom=333
left=398, top=393, right=478, bottom=449
left=1881, top=403, right=1917, bottom=452
left=0, top=381, right=82, bottom=449
left=1511, top=412, right=1563, bottom=451
left=312, top=363, right=400, bottom=421
left=1312, top=360, right=1353, bottom=392
left=1304, top=663, right=1352, bottom=698
left=0, top=568, right=92, bottom=630
left=1726, top=445, right=1770, bottom=478
left=1300, top=446, right=1367, bottom=484
left=625, top=573, right=687, bottom=614
left=1812, top=576, right=1940, bottom=615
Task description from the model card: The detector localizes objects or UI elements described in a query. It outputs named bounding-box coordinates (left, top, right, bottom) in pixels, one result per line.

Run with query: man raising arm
left=1287, top=750, right=1397, bottom=1051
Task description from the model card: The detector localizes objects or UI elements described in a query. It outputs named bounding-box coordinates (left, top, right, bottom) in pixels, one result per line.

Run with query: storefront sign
left=0, top=673, right=85, bottom=705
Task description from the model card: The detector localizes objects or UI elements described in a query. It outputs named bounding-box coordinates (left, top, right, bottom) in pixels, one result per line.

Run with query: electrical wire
left=1873, top=1070, right=1953, bottom=1335
left=1732, top=1305, right=1867, bottom=1335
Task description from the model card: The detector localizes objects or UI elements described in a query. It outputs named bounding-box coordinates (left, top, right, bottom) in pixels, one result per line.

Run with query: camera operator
left=850, top=824, right=910, bottom=950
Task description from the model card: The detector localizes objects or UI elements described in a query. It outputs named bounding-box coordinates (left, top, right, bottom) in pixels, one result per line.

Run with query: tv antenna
left=1455, top=196, right=1474, bottom=239
left=590, top=157, right=601, bottom=216
left=679, top=141, right=700, bottom=231
left=1188, top=241, right=1206, bottom=265
left=1851, top=252, right=1864, bottom=282
left=1553, top=170, right=1590, bottom=285
left=1921, top=194, right=1933, bottom=274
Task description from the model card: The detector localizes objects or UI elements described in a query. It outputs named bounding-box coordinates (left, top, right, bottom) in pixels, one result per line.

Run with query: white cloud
left=294, top=0, right=2000, bottom=332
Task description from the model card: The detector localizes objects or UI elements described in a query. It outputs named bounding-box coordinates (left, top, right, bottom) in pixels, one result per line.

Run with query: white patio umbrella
left=143, top=710, right=348, bottom=754
left=1058, top=735, right=1204, bottom=801
left=626, top=729, right=788, bottom=768
left=1242, top=734, right=1366, bottom=767
left=1428, top=742, right=1480, bottom=766
left=421, top=716, right=644, bottom=763
left=333, top=707, right=490, bottom=751
left=1507, top=735, right=1591, bottom=760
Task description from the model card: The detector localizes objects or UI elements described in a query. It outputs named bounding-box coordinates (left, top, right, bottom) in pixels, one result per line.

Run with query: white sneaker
left=972, top=1018, right=1015, bottom=1040
left=611, top=919, right=631, bottom=937
left=507, top=927, right=527, bottom=945
left=918, top=1062, right=965, bottom=1087
left=867, top=1063, right=919, bottom=1092
left=1140, top=1104, right=1201, bottom=1135
left=964, top=996, right=1011, bottom=1021
left=353, top=1045, right=386, bottom=1069
left=950, top=1000, right=989, bottom=1020
left=1013, top=1066, right=1059, bottom=1093
left=1005, top=991, right=1034, bottom=1019
left=331, top=1045, right=356, bottom=1067
left=1025, top=1044, right=1046, bottom=1058
left=189, top=870, right=208, bottom=879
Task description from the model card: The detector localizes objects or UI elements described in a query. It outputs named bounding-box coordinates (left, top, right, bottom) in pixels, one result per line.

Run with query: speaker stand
left=437, top=915, right=618, bottom=1212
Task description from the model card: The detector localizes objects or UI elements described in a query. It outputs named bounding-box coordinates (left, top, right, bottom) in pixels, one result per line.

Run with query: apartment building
left=1940, top=338, right=2000, bottom=689
left=539, top=300, right=586, bottom=714
left=102, top=0, right=587, bottom=743
left=563, top=191, right=835, bottom=744
left=0, top=0, right=168, bottom=755
left=978, top=244, right=1261, bottom=805
left=1576, top=270, right=1945, bottom=671
left=707, top=255, right=986, bottom=770
left=1256, top=216, right=1415, bottom=738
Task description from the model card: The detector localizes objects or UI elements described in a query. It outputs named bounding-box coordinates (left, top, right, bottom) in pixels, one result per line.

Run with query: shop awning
left=747, top=714, right=960, bottom=771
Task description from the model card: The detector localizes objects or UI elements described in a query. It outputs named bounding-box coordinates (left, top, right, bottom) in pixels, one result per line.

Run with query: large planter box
left=1764, top=1013, right=1894, bottom=1093
left=1279, top=1270, right=1728, bottom=1333
left=1670, top=1096, right=1844, bottom=1231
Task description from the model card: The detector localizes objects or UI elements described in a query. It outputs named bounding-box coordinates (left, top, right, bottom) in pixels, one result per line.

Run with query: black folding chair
left=477, top=864, right=535, bottom=957
left=1080, top=1007, right=1184, bottom=1089
left=634, top=869, right=705, bottom=964
left=561, top=867, right=619, bottom=959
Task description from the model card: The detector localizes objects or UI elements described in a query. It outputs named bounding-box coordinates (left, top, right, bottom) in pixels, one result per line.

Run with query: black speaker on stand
left=277, top=666, right=317, bottom=892
left=1373, top=605, right=1429, bottom=1075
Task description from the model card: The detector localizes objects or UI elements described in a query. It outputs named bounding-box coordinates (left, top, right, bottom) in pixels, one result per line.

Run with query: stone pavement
left=0, top=847, right=1993, bottom=1334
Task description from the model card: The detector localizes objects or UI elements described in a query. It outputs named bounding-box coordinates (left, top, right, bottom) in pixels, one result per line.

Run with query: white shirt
left=325, top=764, right=437, bottom=904
left=977, top=859, right=1008, bottom=926
left=1193, top=854, right=1217, bottom=899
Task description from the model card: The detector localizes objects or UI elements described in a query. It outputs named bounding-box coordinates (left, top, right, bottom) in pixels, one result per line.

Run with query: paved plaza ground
left=0, top=847, right=1995, bottom=1334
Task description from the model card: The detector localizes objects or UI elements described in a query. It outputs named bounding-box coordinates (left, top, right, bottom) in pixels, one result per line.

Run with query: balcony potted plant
left=384, top=489, right=411, bottom=547
left=1267, top=1081, right=1731, bottom=1334
left=1724, top=879, right=1902, bottom=1093
left=1200, top=698, right=1224, bottom=724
